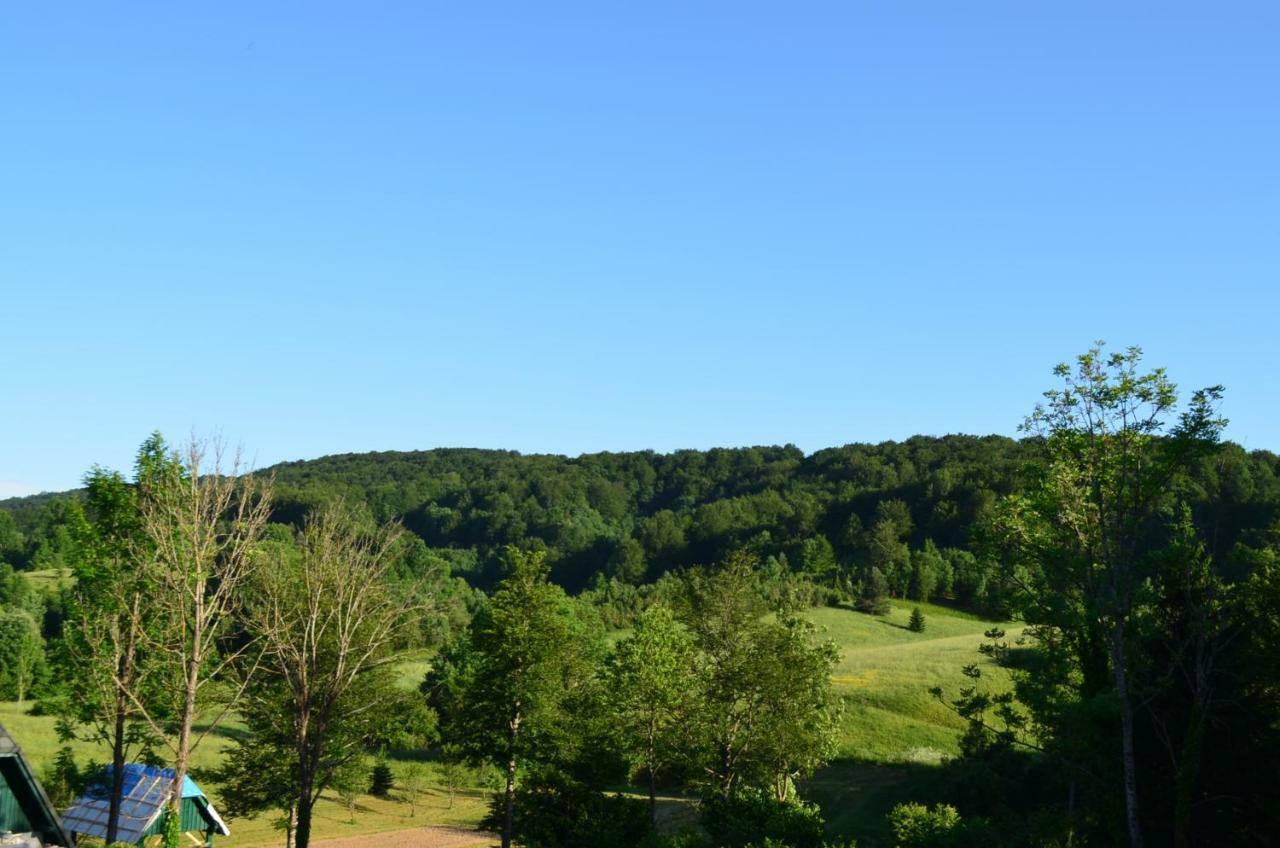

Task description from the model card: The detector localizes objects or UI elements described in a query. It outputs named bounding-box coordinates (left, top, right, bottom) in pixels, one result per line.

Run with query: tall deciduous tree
left=120, top=438, right=274, bottom=835
left=992, top=344, right=1225, bottom=848
left=231, top=502, right=428, bottom=848
left=679, top=551, right=840, bottom=800
left=59, top=436, right=173, bottom=843
left=436, top=547, right=593, bottom=848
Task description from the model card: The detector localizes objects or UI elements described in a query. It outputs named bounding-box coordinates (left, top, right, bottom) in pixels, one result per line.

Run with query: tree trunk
left=107, top=702, right=127, bottom=844
left=646, top=724, right=658, bottom=826
left=502, top=755, right=517, bottom=848
left=284, top=803, right=297, bottom=848
left=107, top=619, right=138, bottom=845
left=647, top=765, right=657, bottom=826
left=296, top=795, right=315, bottom=848
left=1066, top=778, right=1076, bottom=847
left=1172, top=700, right=1205, bottom=848
left=169, top=658, right=199, bottom=848
left=1111, top=621, right=1143, bottom=848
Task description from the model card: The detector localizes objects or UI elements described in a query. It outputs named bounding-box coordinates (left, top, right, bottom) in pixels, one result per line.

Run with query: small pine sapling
left=908, top=607, right=926, bottom=633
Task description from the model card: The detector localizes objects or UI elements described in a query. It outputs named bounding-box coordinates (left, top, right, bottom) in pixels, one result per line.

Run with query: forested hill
left=260, top=436, right=1034, bottom=591
left=4, top=435, right=1278, bottom=597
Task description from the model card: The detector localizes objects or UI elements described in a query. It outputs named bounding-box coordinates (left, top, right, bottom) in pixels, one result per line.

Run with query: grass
left=799, top=600, right=1021, bottom=846
left=2, top=599, right=1012, bottom=847
left=395, top=651, right=434, bottom=691
left=21, top=568, right=76, bottom=593
left=0, top=701, right=493, bottom=847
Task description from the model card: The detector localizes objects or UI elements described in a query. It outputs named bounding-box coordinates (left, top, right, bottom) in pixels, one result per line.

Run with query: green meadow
left=801, top=601, right=1020, bottom=845
left=2, top=600, right=1012, bottom=847
left=1, top=663, right=493, bottom=847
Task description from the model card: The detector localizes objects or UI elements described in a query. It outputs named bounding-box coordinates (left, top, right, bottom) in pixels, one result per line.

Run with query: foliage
left=0, top=607, right=46, bottom=701
left=886, top=803, right=960, bottom=847
left=678, top=552, right=841, bottom=801
left=37, top=745, right=85, bottom=809
left=945, top=344, right=1269, bottom=846
left=161, top=802, right=182, bottom=848
left=481, top=773, right=653, bottom=848
left=700, top=791, right=827, bottom=848
left=606, top=604, right=699, bottom=819
left=220, top=501, right=432, bottom=848
left=431, top=546, right=602, bottom=848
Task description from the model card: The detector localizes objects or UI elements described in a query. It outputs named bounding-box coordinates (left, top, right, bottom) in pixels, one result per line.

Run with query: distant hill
left=4, top=436, right=1277, bottom=595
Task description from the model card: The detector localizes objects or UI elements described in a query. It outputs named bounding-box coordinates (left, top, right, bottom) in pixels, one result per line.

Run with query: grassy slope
left=801, top=601, right=1020, bottom=846
left=3, top=601, right=1010, bottom=847
left=1, top=666, right=492, bottom=848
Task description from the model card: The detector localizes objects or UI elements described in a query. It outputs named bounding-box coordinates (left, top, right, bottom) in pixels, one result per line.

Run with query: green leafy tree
left=858, top=566, right=891, bottom=616
left=436, top=547, right=597, bottom=848
left=908, top=541, right=947, bottom=602
left=0, top=608, right=45, bottom=702
left=0, top=510, right=23, bottom=565
left=679, top=552, right=840, bottom=800
left=870, top=519, right=911, bottom=597
left=798, top=536, right=838, bottom=581
left=58, top=437, right=173, bottom=844
left=888, top=802, right=961, bottom=847
left=399, top=762, right=428, bottom=817
left=989, top=344, right=1226, bottom=848
left=606, top=604, right=698, bottom=822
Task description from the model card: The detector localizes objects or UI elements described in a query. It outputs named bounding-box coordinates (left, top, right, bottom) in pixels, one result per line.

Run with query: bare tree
left=400, top=762, right=428, bottom=817
left=118, top=437, right=273, bottom=831
left=241, top=501, right=425, bottom=848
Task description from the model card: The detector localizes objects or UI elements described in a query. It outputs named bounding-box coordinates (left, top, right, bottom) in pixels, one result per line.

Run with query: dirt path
left=308, top=826, right=495, bottom=848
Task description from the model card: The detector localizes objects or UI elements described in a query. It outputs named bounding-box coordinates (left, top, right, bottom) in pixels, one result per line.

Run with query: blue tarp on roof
left=62, top=764, right=229, bottom=844
left=98, top=764, right=204, bottom=801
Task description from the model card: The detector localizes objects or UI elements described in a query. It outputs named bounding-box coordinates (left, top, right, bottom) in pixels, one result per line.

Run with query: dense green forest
left=4, top=349, right=1280, bottom=848
left=5, top=432, right=1276, bottom=613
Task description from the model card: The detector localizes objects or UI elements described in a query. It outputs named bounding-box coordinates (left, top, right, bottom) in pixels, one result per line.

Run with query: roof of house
left=61, top=764, right=229, bottom=844
left=0, top=724, right=75, bottom=846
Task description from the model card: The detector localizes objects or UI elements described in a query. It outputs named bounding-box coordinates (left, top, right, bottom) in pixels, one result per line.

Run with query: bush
left=700, top=792, right=826, bottom=848
left=888, top=802, right=959, bottom=847
left=483, top=774, right=652, bottom=848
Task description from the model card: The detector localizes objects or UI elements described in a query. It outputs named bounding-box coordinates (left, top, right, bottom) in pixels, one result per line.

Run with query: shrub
left=700, top=792, right=826, bottom=848
left=888, top=802, right=959, bottom=847
left=483, top=774, right=652, bottom=848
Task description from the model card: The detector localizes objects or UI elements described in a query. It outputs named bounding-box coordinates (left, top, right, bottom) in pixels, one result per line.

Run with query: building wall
left=140, top=797, right=212, bottom=840
left=0, top=774, right=35, bottom=833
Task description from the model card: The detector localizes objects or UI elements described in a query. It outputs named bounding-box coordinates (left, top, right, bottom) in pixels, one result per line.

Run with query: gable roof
left=0, top=723, right=75, bottom=846
left=61, top=764, right=229, bottom=844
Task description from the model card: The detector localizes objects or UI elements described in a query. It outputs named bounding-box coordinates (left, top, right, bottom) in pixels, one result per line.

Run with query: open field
left=0, top=702, right=493, bottom=847
left=800, top=600, right=1021, bottom=845
left=2, top=600, right=1013, bottom=847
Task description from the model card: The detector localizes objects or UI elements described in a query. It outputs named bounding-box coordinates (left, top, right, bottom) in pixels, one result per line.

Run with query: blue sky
left=2, top=2, right=1277, bottom=496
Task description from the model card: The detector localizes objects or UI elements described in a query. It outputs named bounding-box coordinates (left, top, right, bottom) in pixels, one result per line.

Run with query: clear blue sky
left=2, top=2, right=1277, bottom=497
